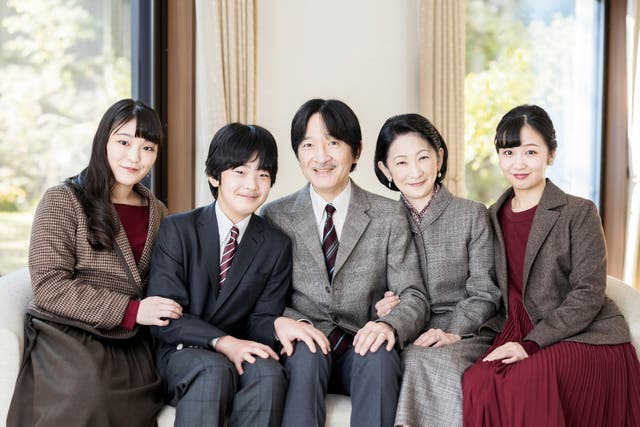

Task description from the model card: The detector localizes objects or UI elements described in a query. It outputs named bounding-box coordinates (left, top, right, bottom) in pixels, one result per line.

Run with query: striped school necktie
left=322, top=204, right=338, bottom=281
left=219, top=225, right=239, bottom=290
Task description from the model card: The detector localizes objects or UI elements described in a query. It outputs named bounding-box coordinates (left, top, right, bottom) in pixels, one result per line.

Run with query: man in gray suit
left=262, top=99, right=428, bottom=427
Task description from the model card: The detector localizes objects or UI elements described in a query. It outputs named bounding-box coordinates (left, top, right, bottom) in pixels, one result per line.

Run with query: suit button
left=324, top=286, right=331, bottom=293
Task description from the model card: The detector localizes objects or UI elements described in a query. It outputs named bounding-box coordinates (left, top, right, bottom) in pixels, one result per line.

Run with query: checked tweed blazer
left=27, top=183, right=167, bottom=339
left=262, top=181, right=428, bottom=347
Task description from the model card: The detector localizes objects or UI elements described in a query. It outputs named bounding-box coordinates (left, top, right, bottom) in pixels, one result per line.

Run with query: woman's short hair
left=290, top=99, right=362, bottom=171
left=374, top=113, right=449, bottom=191
left=205, top=123, right=278, bottom=198
left=494, top=104, right=557, bottom=153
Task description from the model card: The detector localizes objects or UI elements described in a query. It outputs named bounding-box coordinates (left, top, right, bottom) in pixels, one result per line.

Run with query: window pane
left=0, top=0, right=131, bottom=275
left=465, top=0, right=604, bottom=206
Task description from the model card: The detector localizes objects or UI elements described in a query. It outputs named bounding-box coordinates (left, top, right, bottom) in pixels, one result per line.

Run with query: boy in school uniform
left=147, top=123, right=291, bottom=427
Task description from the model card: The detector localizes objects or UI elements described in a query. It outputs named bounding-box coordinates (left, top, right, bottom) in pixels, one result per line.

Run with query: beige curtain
left=626, top=0, right=640, bottom=289
left=419, top=0, right=465, bottom=196
left=194, top=0, right=256, bottom=206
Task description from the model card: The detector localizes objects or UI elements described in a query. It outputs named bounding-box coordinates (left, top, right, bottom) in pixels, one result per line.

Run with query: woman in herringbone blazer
left=462, top=104, right=640, bottom=426
left=374, top=113, right=501, bottom=427
left=7, top=99, right=182, bottom=427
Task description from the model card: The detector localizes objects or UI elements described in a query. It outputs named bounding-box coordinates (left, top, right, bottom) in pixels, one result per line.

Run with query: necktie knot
left=325, top=204, right=336, bottom=216
left=229, top=225, right=239, bottom=240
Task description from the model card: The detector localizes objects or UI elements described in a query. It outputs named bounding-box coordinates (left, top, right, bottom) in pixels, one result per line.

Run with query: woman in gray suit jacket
left=8, top=99, right=182, bottom=427
left=462, top=104, right=640, bottom=426
left=374, top=113, right=501, bottom=427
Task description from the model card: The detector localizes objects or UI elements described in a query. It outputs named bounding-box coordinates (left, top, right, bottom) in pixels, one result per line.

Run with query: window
left=0, top=0, right=133, bottom=275
left=465, top=0, right=605, bottom=206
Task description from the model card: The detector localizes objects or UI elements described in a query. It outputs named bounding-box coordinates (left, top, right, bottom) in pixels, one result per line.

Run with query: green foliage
left=0, top=184, right=26, bottom=211
left=464, top=1, right=575, bottom=205
left=0, top=0, right=131, bottom=208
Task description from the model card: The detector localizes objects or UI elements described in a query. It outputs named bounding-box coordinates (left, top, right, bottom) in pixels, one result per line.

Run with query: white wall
left=255, top=0, right=420, bottom=201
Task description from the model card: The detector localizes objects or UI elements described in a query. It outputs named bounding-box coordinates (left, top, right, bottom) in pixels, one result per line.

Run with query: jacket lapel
left=197, top=204, right=221, bottom=315
left=112, top=211, right=142, bottom=294
left=417, top=185, right=453, bottom=234
left=333, top=183, right=370, bottom=279
left=521, top=180, right=564, bottom=293
left=291, top=186, right=327, bottom=271
left=136, top=184, right=163, bottom=282
left=213, top=214, right=264, bottom=312
left=489, top=187, right=513, bottom=306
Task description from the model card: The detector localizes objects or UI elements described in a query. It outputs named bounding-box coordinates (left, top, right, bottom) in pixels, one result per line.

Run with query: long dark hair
left=66, top=99, right=163, bottom=250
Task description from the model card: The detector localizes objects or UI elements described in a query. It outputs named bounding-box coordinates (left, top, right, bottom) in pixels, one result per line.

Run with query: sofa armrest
left=606, top=275, right=640, bottom=359
left=0, top=268, right=33, bottom=424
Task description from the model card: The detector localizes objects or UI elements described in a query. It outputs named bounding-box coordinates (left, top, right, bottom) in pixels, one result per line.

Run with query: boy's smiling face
left=208, top=155, right=272, bottom=223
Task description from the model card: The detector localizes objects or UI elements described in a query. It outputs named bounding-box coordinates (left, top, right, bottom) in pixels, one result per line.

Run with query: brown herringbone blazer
left=27, top=182, right=167, bottom=339
left=481, top=179, right=630, bottom=347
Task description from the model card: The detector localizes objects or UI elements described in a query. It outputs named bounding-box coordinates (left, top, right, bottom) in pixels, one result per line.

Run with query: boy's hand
left=274, top=316, right=330, bottom=356
left=215, top=336, right=279, bottom=374
left=374, top=291, right=400, bottom=317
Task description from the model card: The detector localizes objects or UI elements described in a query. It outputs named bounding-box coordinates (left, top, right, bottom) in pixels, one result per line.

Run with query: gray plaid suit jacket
left=262, top=181, right=427, bottom=347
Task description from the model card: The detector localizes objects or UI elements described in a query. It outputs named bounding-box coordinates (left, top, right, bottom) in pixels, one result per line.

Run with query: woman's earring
left=388, top=178, right=393, bottom=189
left=437, top=171, right=442, bottom=178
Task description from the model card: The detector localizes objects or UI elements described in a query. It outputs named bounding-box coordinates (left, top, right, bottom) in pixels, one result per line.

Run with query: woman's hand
left=374, top=291, right=400, bottom=317
left=482, top=342, right=528, bottom=364
left=413, top=328, right=461, bottom=348
left=136, top=296, right=183, bottom=326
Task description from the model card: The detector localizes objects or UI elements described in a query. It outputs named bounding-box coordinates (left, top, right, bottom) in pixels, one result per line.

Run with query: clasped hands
left=376, top=291, right=461, bottom=348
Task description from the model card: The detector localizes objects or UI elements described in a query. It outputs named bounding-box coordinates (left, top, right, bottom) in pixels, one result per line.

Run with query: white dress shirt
left=309, top=180, right=351, bottom=241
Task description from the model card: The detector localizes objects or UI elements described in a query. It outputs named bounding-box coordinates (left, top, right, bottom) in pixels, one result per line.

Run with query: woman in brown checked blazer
left=7, top=99, right=182, bottom=427
left=462, top=105, right=640, bottom=426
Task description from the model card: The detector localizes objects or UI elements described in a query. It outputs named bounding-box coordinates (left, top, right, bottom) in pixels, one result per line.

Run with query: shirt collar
left=309, top=180, right=352, bottom=226
left=215, top=202, right=251, bottom=244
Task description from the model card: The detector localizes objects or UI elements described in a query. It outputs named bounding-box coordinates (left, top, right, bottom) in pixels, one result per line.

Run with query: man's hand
left=482, top=342, right=528, bottom=364
left=273, top=317, right=330, bottom=356
left=215, top=336, right=279, bottom=374
left=136, top=296, right=182, bottom=326
left=353, top=321, right=395, bottom=356
left=374, top=291, right=400, bottom=318
left=413, top=328, right=461, bottom=348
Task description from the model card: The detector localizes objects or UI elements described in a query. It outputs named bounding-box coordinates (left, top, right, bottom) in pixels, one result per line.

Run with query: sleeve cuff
left=520, top=340, right=540, bottom=356
left=120, top=299, right=140, bottom=330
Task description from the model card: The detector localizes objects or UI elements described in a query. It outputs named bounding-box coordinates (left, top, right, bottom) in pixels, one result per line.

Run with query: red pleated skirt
left=462, top=300, right=640, bottom=427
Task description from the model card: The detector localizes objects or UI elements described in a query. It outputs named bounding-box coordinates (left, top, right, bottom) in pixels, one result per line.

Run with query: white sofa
left=1, top=269, right=639, bottom=426
left=0, top=268, right=352, bottom=426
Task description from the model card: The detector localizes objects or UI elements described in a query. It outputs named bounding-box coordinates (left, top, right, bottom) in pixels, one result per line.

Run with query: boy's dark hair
left=290, top=98, right=362, bottom=171
left=205, top=123, right=278, bottom=198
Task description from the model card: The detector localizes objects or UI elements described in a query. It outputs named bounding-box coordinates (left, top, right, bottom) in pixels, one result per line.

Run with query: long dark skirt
left=7, top=316, right=163, bottom=427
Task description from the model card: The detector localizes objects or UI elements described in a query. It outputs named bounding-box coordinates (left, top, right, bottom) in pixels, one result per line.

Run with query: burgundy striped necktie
left=219, top=225, right=239, bottom=289
left=322, top=204, right=338, bottom=281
